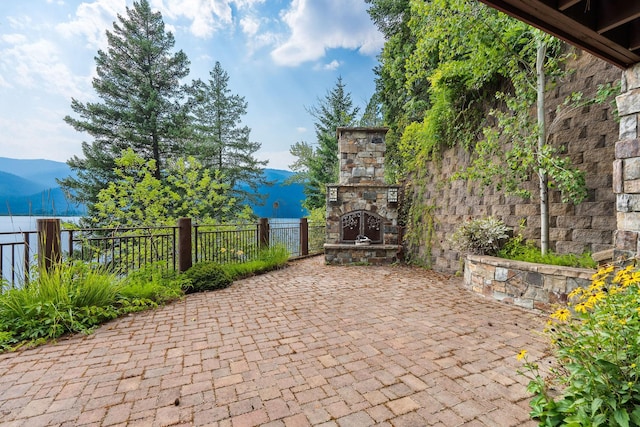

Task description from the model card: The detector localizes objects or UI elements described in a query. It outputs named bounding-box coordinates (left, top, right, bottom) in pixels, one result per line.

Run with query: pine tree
left=187, top=62, right=267, bottom=208
left=302, top=77, right=359, bottom=210
left=60, top=0, right=190, bottom=213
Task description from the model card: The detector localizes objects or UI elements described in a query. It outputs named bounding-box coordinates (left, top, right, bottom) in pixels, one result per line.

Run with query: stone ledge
left=324, top=243, right=400, bottom=250
left=464, top=255, right=595, bottom=311
left=465, top=255, right=594, bottom=280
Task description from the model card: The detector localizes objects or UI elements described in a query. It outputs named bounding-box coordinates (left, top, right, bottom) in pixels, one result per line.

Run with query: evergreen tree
left=359, top=93, right=384, bottom=127
left=60, top=0, right=190, bottom=214
left=299, top=77, right=359, bottom=210
left=187, top=62, right=267, bottom=208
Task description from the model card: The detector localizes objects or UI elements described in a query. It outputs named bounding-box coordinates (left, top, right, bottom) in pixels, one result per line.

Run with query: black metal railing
left=66, top=226, right=179, bottom=273
left=194, top=222, right=261, bottom=264
left=0, top=217, right=325, bottom=291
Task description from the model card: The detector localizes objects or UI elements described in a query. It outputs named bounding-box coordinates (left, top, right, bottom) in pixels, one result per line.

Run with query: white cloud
left=6, top=16, right=33, bottom=31
left=271, top=0, right=384, bottom=67
left=154, top=0, right=264, bottom=38
left=0, top=108, right=82, bottom=162
left=322, top=60, right=340, bottom=71
left=240, top=15, right=260, bottom=37
left=296, top=127, right=307, bottom=133
left=56, top=0, right=126, bottom=49
left=0, top=37, right=87, bottom=98
left=1, top=34, right=28, bottom=45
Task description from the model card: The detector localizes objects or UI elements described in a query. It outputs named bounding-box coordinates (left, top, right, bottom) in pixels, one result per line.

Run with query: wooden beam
left=598, top=0, right=640, bottom=34
left=630, top=21, right=640, bottom=52
left=558, top=0, right=582, bottom=12
left=477, top=0, right=640, bottom=68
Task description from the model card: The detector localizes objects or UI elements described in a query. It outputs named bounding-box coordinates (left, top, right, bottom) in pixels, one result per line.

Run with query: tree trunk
left=537, top=40, right=549, bottom=255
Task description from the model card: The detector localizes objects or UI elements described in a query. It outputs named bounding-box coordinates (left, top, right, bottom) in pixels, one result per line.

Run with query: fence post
left=258, top=218, right=269, bottom=249
left=178, top=217, right=192, bottom=272
left=300, top=218, right=309, bottom=256
left=37, top=218, right=61, bottom=271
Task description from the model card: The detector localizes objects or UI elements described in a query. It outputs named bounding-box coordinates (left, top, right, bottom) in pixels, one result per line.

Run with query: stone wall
left=408, top=51, right=621, bottom=274
left=614, top=63, right=640, bottom=260
left=464, top=255, right=593, bottom=311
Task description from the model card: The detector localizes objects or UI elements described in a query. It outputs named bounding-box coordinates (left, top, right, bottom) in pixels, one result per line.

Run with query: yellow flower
left=220, top=247, right=227, bottom=253
left=568, top=288, right=584, bottom=299
left=236, top=250, right=244, bottom=256
left=550, top=308, right=571, bottom=322
left=574, top=303, right=587, bottom=314
left=516, top=349, right=528, bottom=361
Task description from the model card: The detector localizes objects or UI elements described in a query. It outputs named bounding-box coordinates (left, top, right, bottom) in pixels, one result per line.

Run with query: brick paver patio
left=0, top=256, right=550, bottom=426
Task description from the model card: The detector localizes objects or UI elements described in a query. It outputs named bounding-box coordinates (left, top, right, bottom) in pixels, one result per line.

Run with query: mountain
left=0, top=171, right=48, bottom=198
left=0, top=158, right=306, bottom=218
left=0, top=157, right=73, bottom=188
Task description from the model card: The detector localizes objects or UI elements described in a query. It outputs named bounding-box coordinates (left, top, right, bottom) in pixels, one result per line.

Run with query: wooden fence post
left=300, top=218, right=309, bottom=256
left=178, top=217, right=192, bottom=272
left=258, top=218, right=269, bottom=249
left=37, top=218, right=61, bottom=271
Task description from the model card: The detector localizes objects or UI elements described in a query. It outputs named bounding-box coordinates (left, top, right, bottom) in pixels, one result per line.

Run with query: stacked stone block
left=464, top=255, right=592, bottom=311
left=410, top=50, right=620, bottom=274
left=325, top=127, right=401, bottom=265
left=614, top=63, right=640, bottom=260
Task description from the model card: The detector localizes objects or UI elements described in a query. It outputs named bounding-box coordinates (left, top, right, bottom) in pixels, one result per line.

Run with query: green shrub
left=0, top=262, right=121, bottom=348
left=119, top=262, right=184, bottom=304
left=498, top=236, right=597, bottom=269
left=450, top=217, right=510, bottom=255
left=519, top=265, right=640, bottom=425
left=182, top=262, right=232, bottom=293
left=222, top=245, right=289, bottom=280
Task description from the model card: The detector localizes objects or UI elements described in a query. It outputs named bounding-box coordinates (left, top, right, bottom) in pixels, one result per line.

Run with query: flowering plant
left=519, top=264, right=640, bottom=426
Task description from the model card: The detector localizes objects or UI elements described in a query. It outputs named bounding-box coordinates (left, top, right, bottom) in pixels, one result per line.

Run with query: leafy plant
left=498, top=235, right=596, bottom=268
left=0, top=262, right=121, bottom=348
left=182, top=262, right=232, bottom=294
left=450, top=217, right=510, bottom=255
left=222, top=245, right=289, bottom=280
left=519, top=265, right=640, bottom=425
left=119, top=262, right=184, bottom=305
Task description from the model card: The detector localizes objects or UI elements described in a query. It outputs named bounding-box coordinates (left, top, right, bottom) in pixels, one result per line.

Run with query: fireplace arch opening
left=340, top=210, right=383, bottom=243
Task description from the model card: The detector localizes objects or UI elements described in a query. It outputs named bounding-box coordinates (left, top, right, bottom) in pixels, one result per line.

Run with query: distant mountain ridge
left=0, top=157, right=306, bottom=218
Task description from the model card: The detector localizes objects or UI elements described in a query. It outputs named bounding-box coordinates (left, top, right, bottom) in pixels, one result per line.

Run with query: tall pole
left=537, top=39, right=549, bottom=255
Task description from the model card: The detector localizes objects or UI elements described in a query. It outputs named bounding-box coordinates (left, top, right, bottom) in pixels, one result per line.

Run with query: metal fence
left=0, top=218, right=325, bottom=290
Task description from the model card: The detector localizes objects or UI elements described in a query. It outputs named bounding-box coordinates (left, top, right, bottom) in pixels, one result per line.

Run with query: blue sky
left=0, top=0, right=383, bottom=170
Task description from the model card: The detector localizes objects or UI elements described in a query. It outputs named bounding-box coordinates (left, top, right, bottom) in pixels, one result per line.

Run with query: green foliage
left=460, top=90, right=588, bottom=204
left=222, top=245, right=290, bottom=280
left=395, top=0, right=536, bottom=172
left=498, top=235, right=596, bottom=268
left=0, top=260, right=184, bottom=351
left=182, top=262, right=232, bottom=294
left=307, top=208, right=327, bottom=253
left=0, top=244, right=291, bottom=352
left=119, top=262, right=184, bottom=306
left=450, top=217, right=510, bottom=256
left=187, top=61, right=267, bottom=209
left=61, top=0, right=190, bottom=211
left=0, top=262, right=121, bottom=349
left=519, top=265, right=640, bottom=425
left=91, top=149, right=240, bottom=227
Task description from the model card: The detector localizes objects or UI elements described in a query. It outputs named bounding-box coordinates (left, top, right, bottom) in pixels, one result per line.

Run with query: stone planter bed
left=464, top=254, right=595, bottom=311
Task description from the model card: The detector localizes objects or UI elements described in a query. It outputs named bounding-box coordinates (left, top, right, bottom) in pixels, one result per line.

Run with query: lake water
left=0, top=216, right=81, bottom=233
left=0, top=216, right=303, bottom=286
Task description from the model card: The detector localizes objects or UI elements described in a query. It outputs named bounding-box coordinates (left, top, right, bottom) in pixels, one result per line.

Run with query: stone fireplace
left=324, top=127, right=401, bottom=264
